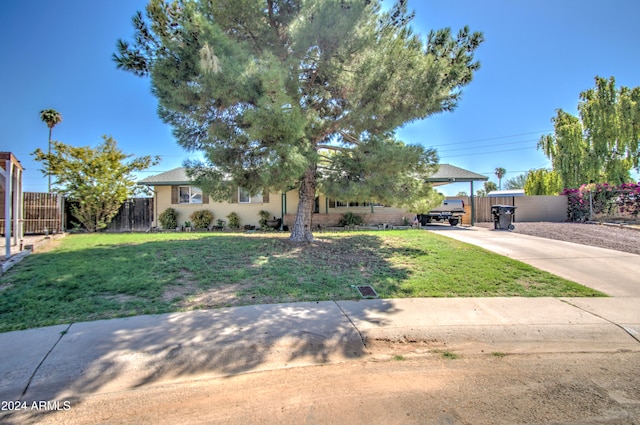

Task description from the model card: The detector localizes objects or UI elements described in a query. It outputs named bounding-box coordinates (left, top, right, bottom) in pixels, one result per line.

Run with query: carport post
left=469, top=181, right=475, bottom=226
left=281, top=192, right=287, bottom=231
left=4, top=159, right=12, bottom=259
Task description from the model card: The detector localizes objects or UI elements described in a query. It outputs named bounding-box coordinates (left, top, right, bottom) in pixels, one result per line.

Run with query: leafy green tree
left=524, top=168, right=563, bottom=195
left=484, top=181, right=497, bottom=193
left=33, top=136, right=160, bottom=232
left=39, top=109, right=62, bottom=192
left=539, top=76, right=639, bottom=188
left=494, top=167, right=506, bottom=190
left=114, top=0, right=483, bottom=241
left=475, top=181, right=497, bottom=197
left=504, top=173, right=527, bottom=190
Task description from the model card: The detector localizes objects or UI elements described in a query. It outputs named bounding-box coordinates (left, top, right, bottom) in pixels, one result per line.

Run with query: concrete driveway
left=425, top=225, right=640, bottom=297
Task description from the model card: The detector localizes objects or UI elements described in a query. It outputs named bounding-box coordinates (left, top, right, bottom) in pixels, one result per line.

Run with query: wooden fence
left=1, top=193, right=153, bottom=235
left=24, top=192, right=64, bottom=234
left=0, top=192, right=63, bottom=235
left=65, top=197, right=153, bottom=232
left=473, top=196, right=515, bottom=222
left=448, top=196, right=568, bottom=223
left=106, top=198, right=153, bottom=232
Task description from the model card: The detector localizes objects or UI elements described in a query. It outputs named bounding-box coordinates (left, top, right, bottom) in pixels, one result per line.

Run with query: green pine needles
left=115, top=0, right=484, bottom=241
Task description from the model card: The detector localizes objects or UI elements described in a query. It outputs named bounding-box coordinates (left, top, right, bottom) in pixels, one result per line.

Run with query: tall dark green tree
left=39, top=108, right=62, bottom=192
left=539, top=76, right=640, bottom=188
left=114, top=0, right=483, bottom=241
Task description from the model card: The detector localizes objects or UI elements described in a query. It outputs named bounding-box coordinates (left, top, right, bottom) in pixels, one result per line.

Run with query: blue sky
left=2, top=0, right=639, bottom=195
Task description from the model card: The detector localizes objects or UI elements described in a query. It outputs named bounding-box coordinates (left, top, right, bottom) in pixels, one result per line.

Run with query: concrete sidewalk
left=1, top=298, right=639, bottom=403
left=426, top=225, right=640, bottom=297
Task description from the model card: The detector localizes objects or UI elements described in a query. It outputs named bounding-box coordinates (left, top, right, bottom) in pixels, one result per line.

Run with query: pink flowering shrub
left=617, top=183, right=640, bottom=217
left=562, top=182, right=640, bottom=222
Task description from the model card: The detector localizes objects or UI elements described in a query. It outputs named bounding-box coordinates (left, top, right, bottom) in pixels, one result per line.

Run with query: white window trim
left=179, top=186, right=203, bottom=204
left=238, top=187, right=263, bottom=204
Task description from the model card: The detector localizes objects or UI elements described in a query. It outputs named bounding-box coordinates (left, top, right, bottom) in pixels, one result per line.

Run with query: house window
left=179, top=186, right=203, bottom=204
left=238, top=187, right=263, bottom=204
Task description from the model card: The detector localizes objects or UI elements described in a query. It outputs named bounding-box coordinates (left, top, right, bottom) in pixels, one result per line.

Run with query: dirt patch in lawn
left=101, top=293, right=147, bottom=303
left=163, top=268, right=257, bottom=308
left=170, top=283, right=257, bottom=309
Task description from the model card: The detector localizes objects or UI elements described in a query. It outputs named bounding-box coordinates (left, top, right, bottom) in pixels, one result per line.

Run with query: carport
left=1, top=152, right=24, bottom=259
left=427, top=164, right=488, bottom=226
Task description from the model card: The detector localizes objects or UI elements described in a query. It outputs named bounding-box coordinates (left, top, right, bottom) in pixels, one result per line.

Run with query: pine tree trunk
left=289, top=166, right=316, bottom=242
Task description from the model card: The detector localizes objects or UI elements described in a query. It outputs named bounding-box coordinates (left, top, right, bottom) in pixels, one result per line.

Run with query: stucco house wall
left=154, top=185, right=282, bottom=229
left=153, top=186, right=413, bottom=229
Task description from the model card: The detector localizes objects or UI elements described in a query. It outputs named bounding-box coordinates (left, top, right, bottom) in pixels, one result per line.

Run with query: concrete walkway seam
left=559, top=298, right=640, bottom=344
left=333, top=300, right=367, bottom=348
left=20, top=323, right=73, bottom=398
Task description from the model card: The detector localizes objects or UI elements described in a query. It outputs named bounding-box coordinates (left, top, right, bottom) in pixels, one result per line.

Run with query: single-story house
left=138, top=164, right=489, bottom=229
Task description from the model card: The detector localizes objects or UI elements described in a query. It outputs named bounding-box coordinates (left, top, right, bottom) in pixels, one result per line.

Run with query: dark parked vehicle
left=417, top=200, right=465, bottom=226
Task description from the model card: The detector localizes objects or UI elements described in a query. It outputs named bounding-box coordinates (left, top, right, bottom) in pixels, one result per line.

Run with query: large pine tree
left=114, top=0, right=483, bottom=241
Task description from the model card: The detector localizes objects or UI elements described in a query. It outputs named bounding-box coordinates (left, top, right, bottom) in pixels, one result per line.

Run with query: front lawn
left=0, top=230, right=604, bottom=332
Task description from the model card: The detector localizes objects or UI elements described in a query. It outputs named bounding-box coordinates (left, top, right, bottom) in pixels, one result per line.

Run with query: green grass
left=441, top=351, right=460, bottom=360
left=0, top=230, right=604, bottom=332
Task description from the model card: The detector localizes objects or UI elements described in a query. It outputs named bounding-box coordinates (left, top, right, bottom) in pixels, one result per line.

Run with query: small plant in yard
left=184, top=221, right=192, bottom=228
left=393, top=355, right=405, bottom=361
left=190, top=210, right=214, bottom=229
left=227, top=212, right=240, bottom=228
left=158, top=208, right=178, bottom=229
left=338, top=211, right=363, bottom=227
left=258, top=210, right=270, bottom=229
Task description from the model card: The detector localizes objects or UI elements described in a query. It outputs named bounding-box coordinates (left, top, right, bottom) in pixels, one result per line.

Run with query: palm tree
left=494, top=167, right=506, bottom=190
left=40, top=109, right=62, bottom=192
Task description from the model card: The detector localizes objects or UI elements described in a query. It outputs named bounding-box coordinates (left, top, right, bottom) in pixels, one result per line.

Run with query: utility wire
left=425, top=130, right=551, bottom=147
left=439, top=145, right=538, bottom=159
left=436, top=138, right=538, bottom=153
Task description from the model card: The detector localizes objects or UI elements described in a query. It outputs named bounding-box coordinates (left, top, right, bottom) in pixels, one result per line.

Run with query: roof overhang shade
left=427, top=164, right=488, bottom=186
left=137, top=168, right=192, bottom=186
left=426, top=164, right=489, bottom=226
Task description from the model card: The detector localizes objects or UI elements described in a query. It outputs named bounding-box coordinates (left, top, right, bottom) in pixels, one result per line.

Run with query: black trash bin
left=491, top=205, right=516, bottom=231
